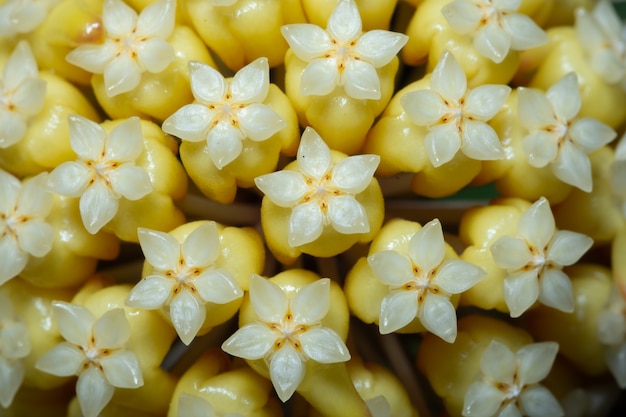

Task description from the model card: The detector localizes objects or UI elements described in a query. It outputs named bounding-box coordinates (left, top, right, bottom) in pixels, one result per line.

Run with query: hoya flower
left=490, top=197, right=593, bottom=318
left=611, top=132, right=626, bottom=217
left=222, top=275, right=351, bottom=402
left=463, top=340, right=563, bottom=417
left=400, top=51, right=509, bottom=167
left=36, top=302, right=143, bottom=417
left=0, top=293, right=31, bottom=408
left=0, top=41, right=46, bottom=148
left=0, top=169, right=54, bottom=286
left=254, top=127, right=379, bottom=248
left=367, top=219, right=485, bottom=341
left=177, top=392, right=244, bottom=417
left=518, top=73, right=616, bottom=192
left=280, top=0, right=408, bottom=100
left=46, top=115, right=153, bottom=234
left=442, top=0, right=548, bottom=64
left=162, top=58, right=286, bottom=169
left=125, top=222, right=243, bottom=345
left=0, top=0, right=57, bottom=36
left=66, top=0, right=175, bottom=97
left=596, top=286, right=626, bottom=388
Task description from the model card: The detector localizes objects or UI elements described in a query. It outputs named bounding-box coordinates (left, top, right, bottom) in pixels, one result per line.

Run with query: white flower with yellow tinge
left=367, top=219, right=485, bottom=342
left=518, top=73, right=617, bottom=192
left=125, top=222, right=243, bottom=345
left=46, top=115, right=152, bottom=235
left=0, top=0, right=57, bottom=36
left=162, top=58, right=286, bottom=170
left=280, top=0, right=407, bottom=100
left=400, top=51, right=510, bottom=167
left=0, top=169, right=54, bottom=286
left=0, top=41, right=46, bottom=149
left=0, top=293, right=31, bottom=408
left=35, top=301, right=143, bottom=417
left=463, top=340, right=563, bottom=417
left=596, top=286, right=626, bottom=388
left=255, top=126, right=379, bottom=248
left=222, top=275, right=351, bottom=402
left=442, top=0, right=548, bottom=64
left=490, top=197, right=593, bottom=318
left=66, top=0, right=175, bottom=97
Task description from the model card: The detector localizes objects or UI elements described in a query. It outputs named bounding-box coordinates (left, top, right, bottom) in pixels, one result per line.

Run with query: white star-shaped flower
left=490, top=197, right=593, bottom=318
left=46, top=115, right=153, bottom=235
left=442, top=0, right=548, bottom=64
left=254, top=127, right=379, bottom=248
left=367, top=219, right=485, bottom=342
left=221, top=275, right=351, bottom=402
left=177, top=392, right=244, bottom=417
left=400, top=51, right=509, bottom=167
left=518, top=73, right=617, bottom=192
left=125, top=222, right=243, bottom=345
left=596, top=285, right=626, bottom=388
left=66, top=0, right=175, bottom=97
left=0, top=0, right=57, bottom=37
left=35, top=301, right=143, bottom=417
left=463, top=340, right=563, bottom=417
left=162, top=58, right=286, bottom=170
left=280, top=0, right=408, bottom=100
left=0, top=292, right=31, bottom=408
left=0, top=169, right=54, bottom=286
left=0, top=41, right=46, bottom=149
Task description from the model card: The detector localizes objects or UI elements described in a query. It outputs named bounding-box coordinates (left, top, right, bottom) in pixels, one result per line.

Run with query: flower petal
left=0, top=170, right=20, bottom=212
left=538, top=269, right=574, bottom=313
left=327, top=0, right=361, bottom=42
left=545, top=73, right=580, bottom=122
left=301, top=58, right=340, bottom=97
left=379, top=290, right=418, bottom=334
left=424, top=123, right=462, bottom=167
left=11, top=78, right=46, bottom=117
left=99, top=350, right=143, bottom=388
left=367, top=251, right=414, bottom=287
left=221, top=323, right=275, bottom=360
left=238, top=104, right=286, bottom=141
left=328, top=195, right=370, bottom=234
left=604, top=343, right=626, bottom=388
left=517, top=87, right=556, bottom=130
left=480, top=340, right=516, bottom=384
left=3, top=41, right=38, bottom=87
left=463, top=381, right=507, bottom=417
left=93, top=309, right=130, bottom=349
left=465, top=85, right=511, bottom=120
left=76, top=366, right=115, bottom=417
left=343, top=58, right=381, bottom=100
left=461, top=121, right=504, bottom=161
left=473, top=21, right=511, bottom=63
left=125, top=275, right=174, bottom=309
left=289, top=200, right=324, bottom=247
left=569, top=118, right=616, bottom=153
left=79, top=181, right=119, bottom=234
left=519, top=385, right=563, bottom=417
left=135, top=0, right=175, bottom=38
left=230, top=57, right=270, bottom=103
left=354, top=30, right=408, bottom=67
left=516, top=342, right=559, bottom=386
left=441, top=0, right=482, bottom=34
left=546, top=230, right=592, bottom=267
left=255, top=171, right=308, bottom=207
left=552, top=141, right=593, bottom=192
left=281, top=24, right=332, bottom=61
left=103, top=52, right=142, bottom=97
left=431, top=51, right=467, bottom=102
left=109, top=164, right=152, bottom=200
left=102, top=0, right=136, bottom=38
left=300, top=327, right=350, bottom=363
left=435, top=260, right=485, bottom=294
left=14, top=220, right=54, bottom=257
left=490, top=235, right=534, bottom=270
left=68, top=115, right=106, bottom=161
left=0, top=321, right=30, bottom=359
left=420, top=293, right=458, bottom=343
left=249, top=274, right=288, bottom=323
left=269, top=344, right=304, bottom=402
left=522, top=131, right=559, bottom=168
left=137, top=227, right=179, bottom=270
left=503, top=13, right=548, bottom=51
left=170, top=289, right=205, bottom=345
left=182, top=222, right=220, bottom=268
left=66, top=41, right=118, bottom=74
left=207, top=122, right=244, bottom=169
left=105, top=117, right=144, bottom=162
left=194, top=269, right=242, bottom=304
left=291, top=278, right=330, bottom=325
left=46, top=162, right=91, bottom=197
left=189, top=61, right=226, bottom=103
left=162, top=104, right=213, bottom=143
left=51, top=301, right=94, bottom=347
left=331, top=154, right=379, bottom=194
left=518, top=197, right=554, bottom=250
left=16, top=173, right=53, bottom=217
left=504, top=270, right=539, bottom=318
left=0, top=237, right=27, bottom=286
left=136, top=38, right=174, bottom=73
left=177, top=393, right=214, bottom=417
left=0, top=357, right=23, bottom=408
left=401, top=89, right=448, bottom=126
left=0, top=111, right=27, bottom=149
left=408, top=219, right=445, bottom=273
left=297, top=127, right=331, bottom=179
left=35, top=342, right=84, bottom=376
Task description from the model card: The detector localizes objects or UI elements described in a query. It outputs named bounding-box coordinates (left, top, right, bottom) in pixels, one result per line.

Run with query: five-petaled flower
left=35, top=301, right=143, bottom=417
left=125, top=222, right=243, bottom=345
left=490, top=197, right=593, bottom=318
left=162, top=58, right=286, bottom=169
left=0, top=292, right=31, bottom=408
left=442, top=0, right=548, bottom=64
left=46, top=115, right=153, bottom=234
left=254, top=127, right=379, bottom=248
left=401, top=51, right=510, bottom=167
left=280, top=0, right=408, bottom=100
left=0, top=169, right=54, bottom=286
left=367, top=219, right=485, bottom=341
left=66, top=0, right=176, bottom=97
left=462, top=340, right=563, bottom=417
left=221, top=275, right=350, bottom=402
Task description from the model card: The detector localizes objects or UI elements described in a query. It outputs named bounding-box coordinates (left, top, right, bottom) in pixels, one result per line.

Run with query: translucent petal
left=517, top=87, right=556, bottom=130
left=538, top=269, right=574, bottom=313
left=207, top=122, right=244, bottom=169
left=103, top=53, right=142, bottom=96
left=177, top=393, right=214, bottom=417
left=68, top=115, right=106, bottom=161
left=14, top=220, right=54, bottom=257
left=100, top=350, right=143, bottom=388
left=291, top=278, right=330, bottom=325
left=463, top=381, right=507, bottom=417
left=461, top=121, right=505, bottom=160
left=435, top=260, right=486, bottom=294
left=605, top=343, right=626, bottom=388
left=503, top=13, right=548, bottom=51
left=255, top=171, right=308, bottom=207
left=76, top=366, right=115, bottom=417
left=516, top=342, right=559, bottom=385
left=552, top=141, right=593, bottom=192
left=170, top=289, right=205, bottom=345
left=11, top=78, right=46, bottom=116
left=102, top=0, right=136, bottom=38
left=575, top=8, right=606, bottom=52
left=137, top=227, right=179, bottom=270
left=0, top=237, right=27, bottom=286
left=490, top=235, right=534, bottom=270
left=569, top=118, right=616, bottom=152
left=420, top=293, right=458, bottom=343
left=135, top=0, right=175, bottom=38
left=189, top=61, right=226, bottom=103
left=3, top=41, right=38, bottom=88
left=519, top=197, right=555, bottom=250
left=366, top=396, right=391, bottom=417
left=597, top=309, right=626, bottom=345
left=504, top=270, right=539, bottom=318
left=465, top=85, right=511, bottom=120
left=0, top=111, right=27, bottom=148
left=289, top=200, right=324, bottom=247
left=546, top=230, right=592, bottom=267
left=182, top=222, right=220, bottom=268
left=135, top=38, right=174, bottom=73
left=474, top=21, right=511, bottom=63
left=51, top=301, right=94, bottom=347
left=301, top=58, right=340, bottom=97
left=590, top=48, right=625, bottom=85
left=249, top=274, right=288, bottom=323
left=367, top=251, right=414, bottom=287
left=432, top=51, right=467, bottom=101
left=17, top=173, right=53, bottom=217
left=519, top=385, right=564, bottom=417
left=546, top=73, right=581, bottom=122
left=327, top=0, right=361, bottom=42
left=280, top=24, right=332, bottom=61
left=125, top=275, right=174, bottom=309
left=522, top=131, right=559, bottom=168
left=401, top=89, right=448, bottom=126
left=162, top=104, right=214, bottom=143
left=109, top=164, right=152, bottom=200
left=221, top=324, right=275, bottom=360
left=0, top=321, right=30, bottom=359
left=328, top=195, right=370, bottom=234
left=499, top=402, right=523, bottom=417
left=493, top=0, right=522, bottom=10
left=424, top=123, right=462, bottom=167
left=441, top=0, right=482, bottom=34
left=592, top=0, right=623, bottom=38
left=0, top=169, right=20, bottom=212
left=79, top=181, right=119, bottom=234
left=300, top=327, right=350, bottom=363
left=238, top=104, right=286, bottom=141
left=343, top=59, right=382, bottom=100
left=35, top=342, right=84, bottom=376
left=66, top=41, right=118, bottom=74
left=46, top=161, right=91, bottom=197
left=354, top=30, right=408, bottom=67
left=231, top=57, right=270, bottom=103
left=408, top=219, right=445, bottom=273
left=269, top=344, right=305, bottom=402
left=0, top=357, right=23, bottom=408
left=379, top=290, right=418, bottom=334
left=194, top=269, right=242, bottom=304
left=297, top=127, right=332, bottom=179
left=480, top=340, right=516, bottom=384
left=93, top=309, right=130, bottom=349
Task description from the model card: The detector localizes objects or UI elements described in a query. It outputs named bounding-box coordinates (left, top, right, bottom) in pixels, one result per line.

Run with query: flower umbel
left=0, top=293, right=31, bottom=408
left=221, top=275, right=350, bottom=402
left=46, top=115, right=153, bottom=234
left=162, top=58, right=286, bottom=169
left=401, top=51, right=509, bottom=167
left=255, top=127, right=379, bottom=247
left=125, top=222, right=243, bottom=345
left=367, top=219, right=485, bottom=341
left=66, top=0, right=176, bottom=97
left=35, top=301, right=143, bottom=417
left=490, top=197, right=593, bottom=318
left=281, top=0, right=408, bottom=100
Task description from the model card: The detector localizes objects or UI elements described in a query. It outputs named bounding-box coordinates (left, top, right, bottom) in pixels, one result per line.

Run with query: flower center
left=270, top=310, right=310, bottom=352
left=81, top=335, right=114, bottom=370
left=163, top=256, right=203, bottom=296
left=302, top=173, right=341, bottom=214
left=328, top=38, right=360, bottom=73
left=86, top=159, right=119, bottom=188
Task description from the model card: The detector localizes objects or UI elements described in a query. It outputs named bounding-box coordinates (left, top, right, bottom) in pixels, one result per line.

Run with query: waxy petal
left=102, top=0, right=136, bottom=38
left=301, top=58, right=340, bottom=97
left=170, top=289, right=205, bottom=345
left=99, top=350, right=143, bottom=388
left=125, top=275, right=174, bottom=309
left=79, top=181, right=119, bottom=234
left=66, top=41, right=118, bottom=74
left=0, top=111, right=27, bottom=149
left=46, top=161, right=91, bottom=197
left=0, top=238, right=27, bottom=286
left=3, top=41, right=38, bottom=87
left=221, top=323, right=275, bottom=360
left=546, top=230, right=592, bottom=267
left=300, top=327, right=350, bottom=363
left=194, top=269, right=242, bottom=304
left=11, top=78, right=46, bottom=116
left=68, top=115, right=106, bottom=161
left=343, top=59, right=381, bottom=100
left=465, top=84, right=511, bottom=120
left=432, top=51, right=467, bottom=102
left=516, top=342, right=559, bottom=386
left=162, top=104, right=214, bottom=142
left=480, top=340, right=516, bottom=384
left=490, top=235, right=534, bottom=270
left=328, top=195, right=370, bottom=234
left=138, top=227, right=180, bottom=270
left=135, top=38, right=174, bottom=73
left=76, top=366, right=115, bottom=417
left=297, top=127, right=332, bottom=179
left=518, top=87, right=556, bottom=130
left=249, top=274, right=288, bottom=323
left=93, top=309, right=130, bottom=350
left=327, top=0, right=361, bottom=42
left=270, top=344, right=304, bottom=402
left=435, top=260, right=485, bottom=294
left=255, top=171, right=308, bottom=207
left=291, top=278, right=330, bottom=325
left=568, top=118, right=616, bottom=152
left=35, top=342, right=84, bottom=376
left=51, top=301, right=94, bottom=347
left=14, top=220, right=54, bottom=257
left=189, top=61, right=226, bottom=104
left=504, top=270, right=540, bottom=318
left=177, top=393, right=215, bottom=417
left=424, top=123, right=462, bottom=167
left=109, top=164, right=153, bottom=200
left=401, top=89, right=448, bottom=126
left=503, top=13, right=548, bottom=51
left=368, top=251, right=414, bottom=287
left=182, top=222, right=221, bottom=268
left=238, top=103, right=286, bottom=141
left=441, top=0, right=482, bottom=34
left=546, top=73, right=581, bottom=122
left=522, top=131, right=559, bottom=168
left=463, top=380, right=507, bottom=417
left=207, top=122, right=244, bottom=169
left=354, top=30, right=408, bottom=67
left=518, top=197, right=554, bottom=250
left=519, top=385, right=564, bottom=417
left=408, top=219, right=445, bottom=273
left=0, top=170, right=20, bottom=212
left=420, top=293, right=458, bottom=343
left=230, top=57, right=270, bottom=103
left=553, top=141, right=593, bottom=192
left=281, top=24, right=332, bottom=61
left=135, top=0, right=175, bottom=38
left=103, top=52, right=142, bottom=97
left=0, top=357, right=23, bottom=408
left=538, top=269, right=574, bottom=313
left=473, top=21, right=511, bottom=63
left=0, top=321, right=30, bottom=359
left=379, top=290, right=418, bottom=334
left=289, top=200, right=324, bottom=247
left=605, top=343, right=626, bottom=388
left=461, top=121, right=504, bottom=160
left=17, top=173, right=53, bottom=217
